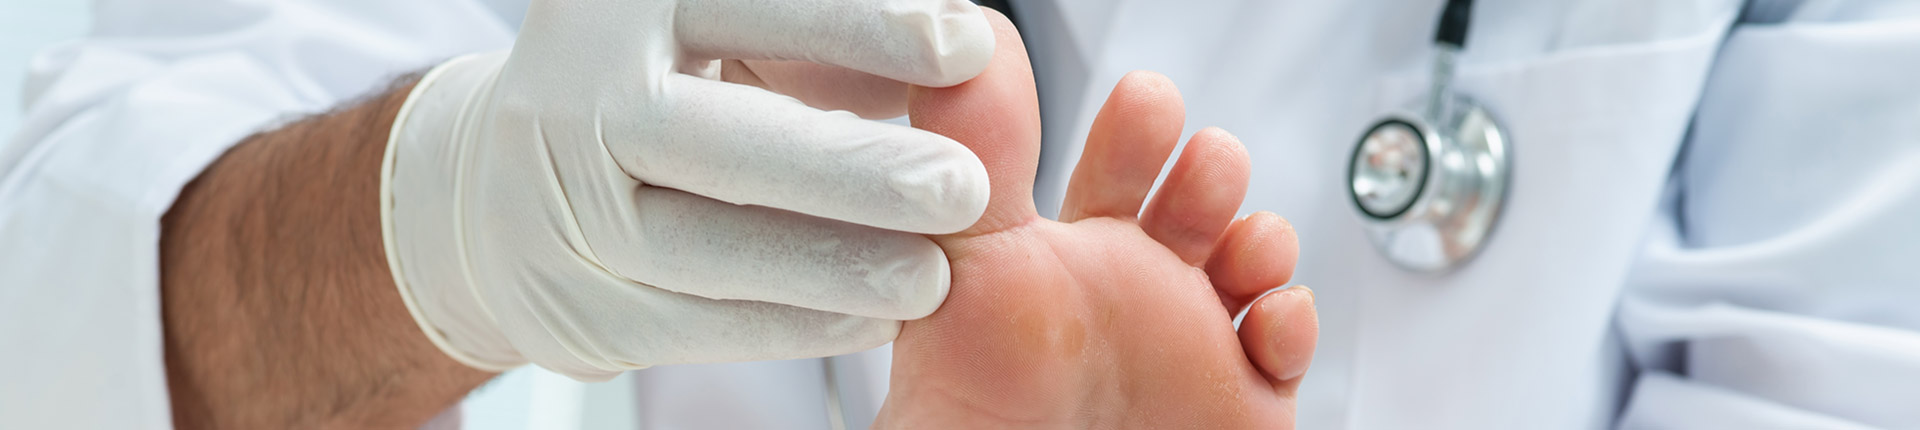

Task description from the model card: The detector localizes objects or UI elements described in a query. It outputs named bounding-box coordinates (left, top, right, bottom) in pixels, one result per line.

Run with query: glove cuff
left=382, top=51, right=524, bottom=372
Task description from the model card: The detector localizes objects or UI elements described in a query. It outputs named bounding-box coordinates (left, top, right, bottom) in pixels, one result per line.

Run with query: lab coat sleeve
left=1617, top=6, right=1920, bottom=429
left=0, top=0, right=512, bottom=427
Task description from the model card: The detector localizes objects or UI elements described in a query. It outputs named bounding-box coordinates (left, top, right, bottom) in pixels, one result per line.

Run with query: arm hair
left=159, top=75, right=494, bottom=429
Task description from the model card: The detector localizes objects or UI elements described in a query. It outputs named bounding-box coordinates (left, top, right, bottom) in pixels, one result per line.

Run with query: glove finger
left=456, top=143, right=928, bottom=381
left=675, top=0, right=993, bottom=87
left=608, top=73, right=988, bottom=235
left=577, top=185, right=951, bottom=321
left=721, top=59, right=911, bottom=120
left=484, top=262, right=905, bottom=380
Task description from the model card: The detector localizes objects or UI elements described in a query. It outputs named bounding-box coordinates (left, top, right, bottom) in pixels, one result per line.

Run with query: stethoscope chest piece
left=1348, top=0, right=1508, bottom=272
left=1349, top=97, right=1508, bottom=272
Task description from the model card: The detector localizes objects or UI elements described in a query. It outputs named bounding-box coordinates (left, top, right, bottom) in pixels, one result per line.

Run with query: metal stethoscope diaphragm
left=1349, top=0, right=1509, bottom=272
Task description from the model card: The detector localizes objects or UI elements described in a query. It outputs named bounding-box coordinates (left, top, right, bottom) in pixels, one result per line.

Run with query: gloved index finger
left=610, top=73, right=989, bottom=235
left=674, top=0, right=994, bottom=88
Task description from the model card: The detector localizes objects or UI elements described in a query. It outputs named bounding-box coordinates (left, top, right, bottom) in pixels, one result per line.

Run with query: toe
left=1057, top=71, right=1185, bottom=223
left=1238, top=286, right=1318, bottom=393
left=1140, top=128, right=1251, bottom=266
left=1204, top=212, right=1298, bottom=312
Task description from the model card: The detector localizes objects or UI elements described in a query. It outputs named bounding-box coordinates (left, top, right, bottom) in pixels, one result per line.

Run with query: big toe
left=908, top=7, right=1041, bottom=237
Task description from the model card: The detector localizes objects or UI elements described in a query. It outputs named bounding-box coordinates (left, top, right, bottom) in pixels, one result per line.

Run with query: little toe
left=1239, top=286, right=1318, bottom=393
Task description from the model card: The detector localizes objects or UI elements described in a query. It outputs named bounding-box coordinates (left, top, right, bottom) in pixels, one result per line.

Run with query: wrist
left=383, top=51, right=524, bottom=371
left=160, top=74, right=494, bottom=428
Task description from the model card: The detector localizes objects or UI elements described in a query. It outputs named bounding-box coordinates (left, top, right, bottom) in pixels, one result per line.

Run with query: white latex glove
left=380, top=0, right=994, bottom=380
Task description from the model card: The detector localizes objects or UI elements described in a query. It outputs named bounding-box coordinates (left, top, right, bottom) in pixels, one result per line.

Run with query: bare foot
left=875, top=10, right=1317, bottom=429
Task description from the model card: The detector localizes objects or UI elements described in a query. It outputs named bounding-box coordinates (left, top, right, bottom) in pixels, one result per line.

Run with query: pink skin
left=876, top=10, right=1317, bottom=429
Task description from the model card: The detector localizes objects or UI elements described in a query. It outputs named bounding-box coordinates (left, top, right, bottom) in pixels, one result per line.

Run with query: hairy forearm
left=160, top=76, right=493, bottom=429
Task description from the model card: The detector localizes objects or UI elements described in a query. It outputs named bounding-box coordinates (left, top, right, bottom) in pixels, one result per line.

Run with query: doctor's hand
left=877, top=13, right=1317, bottom=428
left=384, top=0, right=995, bottom=379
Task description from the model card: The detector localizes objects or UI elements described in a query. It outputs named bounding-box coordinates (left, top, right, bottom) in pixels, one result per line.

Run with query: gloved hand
left=380, top=0, right=994, bottom=380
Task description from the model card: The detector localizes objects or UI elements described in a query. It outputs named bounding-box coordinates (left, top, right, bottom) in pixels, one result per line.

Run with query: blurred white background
left=1, top=0, right=88, bottom=139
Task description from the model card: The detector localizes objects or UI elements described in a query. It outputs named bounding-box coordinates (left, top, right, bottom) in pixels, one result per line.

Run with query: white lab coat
left=1020, top=1, right=1920, bottom=428
left=4, top=0, right=1918, bottom=429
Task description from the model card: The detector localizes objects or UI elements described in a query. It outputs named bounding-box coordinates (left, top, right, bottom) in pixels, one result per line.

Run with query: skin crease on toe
left=875, top=7, right=1317, bottom=429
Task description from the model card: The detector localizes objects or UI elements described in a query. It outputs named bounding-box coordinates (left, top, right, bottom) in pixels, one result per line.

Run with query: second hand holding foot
left=383, top=0, right=999, bottom=380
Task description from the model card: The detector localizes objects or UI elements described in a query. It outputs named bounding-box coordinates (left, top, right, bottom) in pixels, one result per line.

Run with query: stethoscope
left=1349, top=0, right=1510, bottom=272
